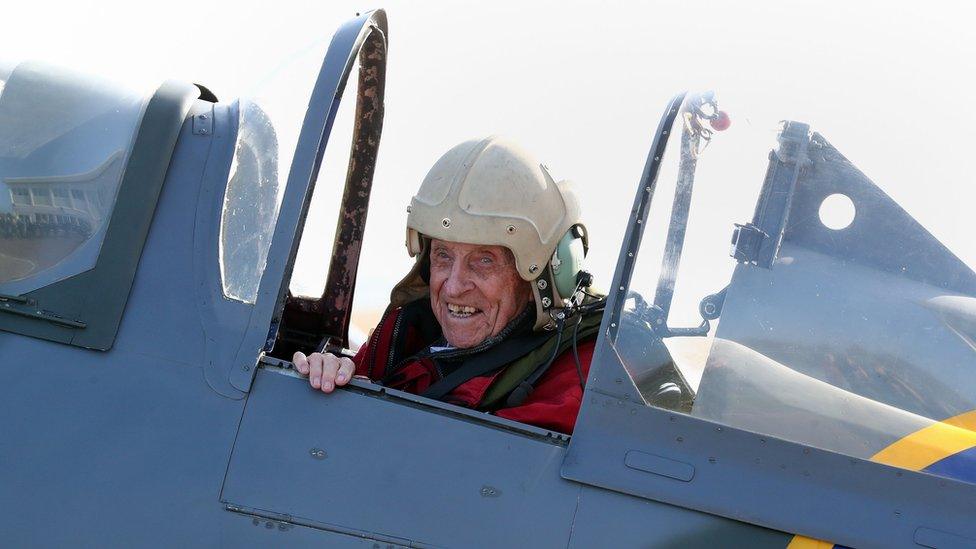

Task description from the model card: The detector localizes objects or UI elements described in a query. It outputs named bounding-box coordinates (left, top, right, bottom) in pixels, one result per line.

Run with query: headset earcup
left=551, top=229, right=586, bottom=300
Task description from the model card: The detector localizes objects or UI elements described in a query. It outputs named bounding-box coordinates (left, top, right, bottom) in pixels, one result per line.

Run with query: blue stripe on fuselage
left=922, top=445, right=976, bottom=484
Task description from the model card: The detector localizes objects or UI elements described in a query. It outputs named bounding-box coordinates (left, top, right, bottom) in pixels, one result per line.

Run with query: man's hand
left=292, top=351, right=356, bottom=393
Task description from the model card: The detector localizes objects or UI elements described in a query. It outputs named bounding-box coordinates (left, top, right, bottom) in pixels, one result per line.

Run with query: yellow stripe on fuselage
left=943, top=409, right=976, bottom=432
left=869, top=409, right=976, bottom=470
left=787, top=536, right=835, bottom=548
left=786, top=409, right=976, bottom=548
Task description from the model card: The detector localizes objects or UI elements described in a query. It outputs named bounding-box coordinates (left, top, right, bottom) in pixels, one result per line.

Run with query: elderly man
left=293, top=136, right=603, bottom=434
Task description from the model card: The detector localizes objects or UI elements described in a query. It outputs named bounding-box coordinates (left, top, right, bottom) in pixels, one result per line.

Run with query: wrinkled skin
left=294, top=239, right=532, bottom=392
left=428, top=239, right=532, bottom=348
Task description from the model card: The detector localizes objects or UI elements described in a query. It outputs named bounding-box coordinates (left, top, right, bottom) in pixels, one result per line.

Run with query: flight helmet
left=391, top=136, right=589, bottom=330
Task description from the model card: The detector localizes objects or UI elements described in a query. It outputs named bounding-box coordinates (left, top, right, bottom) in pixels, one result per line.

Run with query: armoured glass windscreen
left=0, top=61, right=144, bottom=294
left=612, top=91, right=976, bottom=485
left=220, top=99, right=281, bottom=304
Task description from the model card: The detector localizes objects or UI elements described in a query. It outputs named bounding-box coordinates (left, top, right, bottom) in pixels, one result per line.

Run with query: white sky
left=4, top=0, right=975, bottom=326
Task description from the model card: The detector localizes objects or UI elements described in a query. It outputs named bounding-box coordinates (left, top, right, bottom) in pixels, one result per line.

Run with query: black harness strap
left=504, top=325, right=563, bottom=407
left=421, top=331, right=552, bottom=401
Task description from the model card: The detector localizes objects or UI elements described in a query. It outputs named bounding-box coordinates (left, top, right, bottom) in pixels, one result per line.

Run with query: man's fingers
left=335, top=357, right=355, bottom=386
left=292, top=351, right=309, bottom=375
left=297, top=352, right=353, bottom=394
left=308, top=353, right=325, bottom=389
left=320, top=355, right=341, bottom=393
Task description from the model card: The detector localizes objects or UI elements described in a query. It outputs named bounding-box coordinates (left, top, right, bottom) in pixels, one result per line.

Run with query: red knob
left=710, top=110, right=731, bottom=131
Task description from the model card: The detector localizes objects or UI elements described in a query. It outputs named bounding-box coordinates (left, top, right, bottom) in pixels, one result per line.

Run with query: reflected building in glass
left=0, top=152, right=121, bottom=283
left=0, top=61, right=143, bottom=292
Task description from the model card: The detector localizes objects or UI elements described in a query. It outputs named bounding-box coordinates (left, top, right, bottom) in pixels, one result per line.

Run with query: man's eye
left=479, top=257, right=493, bottom=265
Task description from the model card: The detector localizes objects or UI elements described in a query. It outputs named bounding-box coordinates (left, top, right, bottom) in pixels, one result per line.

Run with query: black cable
left=533, top=317, right=565, bottom=385
left=577, top=298, right=607, bottom=315
left=571, top=314, right=585, bottom=391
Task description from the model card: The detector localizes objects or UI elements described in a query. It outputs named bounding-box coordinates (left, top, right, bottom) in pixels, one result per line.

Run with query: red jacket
left=353, top=302, right=594, bottom=434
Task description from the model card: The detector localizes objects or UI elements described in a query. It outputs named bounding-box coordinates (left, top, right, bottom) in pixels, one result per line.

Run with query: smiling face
left=428, top=239, right=532, bottom=348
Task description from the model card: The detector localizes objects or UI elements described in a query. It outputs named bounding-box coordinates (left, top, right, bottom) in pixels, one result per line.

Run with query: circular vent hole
left=819, top=193, right=856, bottom=230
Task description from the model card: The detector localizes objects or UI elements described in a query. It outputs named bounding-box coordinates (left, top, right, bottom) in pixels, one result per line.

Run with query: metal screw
left=529, top=264, right=539, bottom=273
left=541, top=297, right=552, bottom=308
left=441, top=218, right=451, bottom=228
left=506, top=225, right=516, bottom=234
left=199, top=114, right=208, bottom=120
left=309, top=448, right=327, bottom=460
left=537, top=279, right=548, bottom=290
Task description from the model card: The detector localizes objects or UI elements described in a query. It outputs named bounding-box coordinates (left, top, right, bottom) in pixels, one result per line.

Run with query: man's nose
left=443, top=262, right=474, bottom=296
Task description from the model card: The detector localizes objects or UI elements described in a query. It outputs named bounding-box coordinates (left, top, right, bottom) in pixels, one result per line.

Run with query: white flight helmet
left=390, top=136, right=589, bottom=330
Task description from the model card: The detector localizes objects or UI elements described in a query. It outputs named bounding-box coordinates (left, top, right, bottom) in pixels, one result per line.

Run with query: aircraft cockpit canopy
left=609, top=91, right=976, bottom=486
left=0, top=61, right=146, bottom=295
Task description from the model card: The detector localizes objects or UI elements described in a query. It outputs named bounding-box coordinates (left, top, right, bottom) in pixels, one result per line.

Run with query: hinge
left=192, top=111, right=213, bottom=136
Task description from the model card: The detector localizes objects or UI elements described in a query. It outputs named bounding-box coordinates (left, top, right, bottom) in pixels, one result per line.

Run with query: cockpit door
left=214, top=10, right=387, bottom=394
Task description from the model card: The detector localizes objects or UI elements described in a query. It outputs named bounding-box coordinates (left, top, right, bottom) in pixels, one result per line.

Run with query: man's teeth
left=447, top=303, right=480, bottom=317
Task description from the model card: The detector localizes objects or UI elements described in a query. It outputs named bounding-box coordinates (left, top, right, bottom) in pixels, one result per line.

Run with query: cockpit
left=609, top=91, right=976, bottom=473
